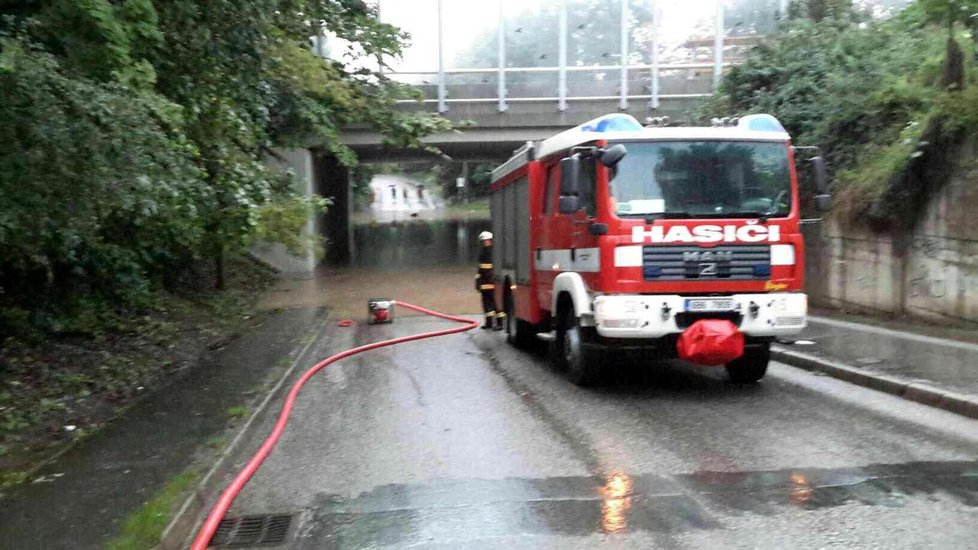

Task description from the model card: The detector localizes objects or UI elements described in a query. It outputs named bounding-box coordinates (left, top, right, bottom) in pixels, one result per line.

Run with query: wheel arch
left=551, top=272, right=593, bottom=325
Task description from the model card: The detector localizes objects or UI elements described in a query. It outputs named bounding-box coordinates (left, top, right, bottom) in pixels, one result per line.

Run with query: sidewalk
left=772, top=315, right=978, bottom=419
left=0, top=307, right=328, bottom=550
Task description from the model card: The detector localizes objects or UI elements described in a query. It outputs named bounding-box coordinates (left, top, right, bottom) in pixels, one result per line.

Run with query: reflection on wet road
left=223, top=315, right=978, bottom=549
left=299, top=461, right=978, bottom=548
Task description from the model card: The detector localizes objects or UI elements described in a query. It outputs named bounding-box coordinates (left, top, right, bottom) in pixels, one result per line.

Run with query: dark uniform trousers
left=476, top=246, right=505, bottom=328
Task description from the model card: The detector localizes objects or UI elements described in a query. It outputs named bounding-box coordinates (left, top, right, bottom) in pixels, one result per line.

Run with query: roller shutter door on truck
left=491, top=191, right=504, bottom=277
left=503, top=183, right=516, bottom=272
left=515, top=177, right=530, bottom=284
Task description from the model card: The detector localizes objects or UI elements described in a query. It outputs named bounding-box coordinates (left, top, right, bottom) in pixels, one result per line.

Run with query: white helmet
left=478, top=231, right=493, bottom=241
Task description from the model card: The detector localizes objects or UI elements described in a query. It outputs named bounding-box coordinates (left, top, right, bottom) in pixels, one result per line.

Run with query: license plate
left=685, top=298, right=736, bottom=312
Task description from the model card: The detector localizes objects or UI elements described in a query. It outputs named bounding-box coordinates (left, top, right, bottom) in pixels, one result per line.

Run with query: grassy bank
left=106, top=469, right=201, bottom=550
left=0, top=256, right=276, bottom=486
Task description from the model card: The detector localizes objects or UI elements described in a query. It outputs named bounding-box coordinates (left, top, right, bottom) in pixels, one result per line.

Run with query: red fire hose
left=190, top=301, right=479, bottom=550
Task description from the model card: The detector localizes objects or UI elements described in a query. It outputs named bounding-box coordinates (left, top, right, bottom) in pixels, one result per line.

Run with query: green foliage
left=918, top=0, right=978, bottom=31
left=411, top=162, right=497, bottom=201
left=253, top=194, right=331, bottom=257
left=0, top=40, right=207, bottom=332
left=0, top=1, right=454, bottom=336
left=226, top=405, right=249, bottom=419
left=694, top=3, right=978, bottom=230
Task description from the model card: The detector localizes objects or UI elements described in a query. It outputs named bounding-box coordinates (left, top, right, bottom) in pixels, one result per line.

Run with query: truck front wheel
left=554, top=307, right=601, bottom=386
left=725, top=342, right=770, bottom=384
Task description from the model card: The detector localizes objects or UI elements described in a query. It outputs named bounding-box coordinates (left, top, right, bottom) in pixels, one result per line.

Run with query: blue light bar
left=738, top=114, right=786, bottom=133
left=578, top=114, right=643, bottom=133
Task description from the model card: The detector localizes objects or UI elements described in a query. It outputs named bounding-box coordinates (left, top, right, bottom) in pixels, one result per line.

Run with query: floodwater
left=350, top=219, right=492, bottom=270
left=261, top=218, right=492, bottom=316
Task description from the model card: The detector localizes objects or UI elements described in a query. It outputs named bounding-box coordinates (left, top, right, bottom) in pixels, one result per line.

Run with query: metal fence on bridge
left=374, top=0, right=790, bottom=114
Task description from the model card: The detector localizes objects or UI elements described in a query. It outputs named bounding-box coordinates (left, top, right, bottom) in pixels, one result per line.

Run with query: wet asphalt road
left=222, top=316, right=978, bottom=549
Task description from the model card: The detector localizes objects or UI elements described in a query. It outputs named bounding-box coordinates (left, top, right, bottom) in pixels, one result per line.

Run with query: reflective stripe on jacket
left=477, top=245, right=494, bottom=290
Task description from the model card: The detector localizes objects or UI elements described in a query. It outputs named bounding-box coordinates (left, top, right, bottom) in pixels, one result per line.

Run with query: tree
left=919, top=0, right=977, bottom=89
left=0, top=1, right=454, bottom=334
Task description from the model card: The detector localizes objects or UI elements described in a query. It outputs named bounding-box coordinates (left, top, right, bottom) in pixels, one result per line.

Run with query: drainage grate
left=209, top=514, right=293, bottom=547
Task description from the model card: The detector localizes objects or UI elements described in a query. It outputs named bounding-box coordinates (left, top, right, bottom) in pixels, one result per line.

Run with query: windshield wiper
left=643, top=212, right=693, bottom=222
left=641, top=210, right=782, bottom=223
left=667, top=211, right=770, bottom=220
left=695, top=211, right=767, bottom=219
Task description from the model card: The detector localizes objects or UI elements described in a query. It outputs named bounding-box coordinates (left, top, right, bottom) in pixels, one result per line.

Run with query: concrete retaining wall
left=250, top=148, right=318, bottom=274
left=805, top=141, right=978, bottom=322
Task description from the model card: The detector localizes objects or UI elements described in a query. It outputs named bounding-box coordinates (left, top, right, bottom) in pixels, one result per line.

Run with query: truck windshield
left=609, top=141, right=791, bottom=218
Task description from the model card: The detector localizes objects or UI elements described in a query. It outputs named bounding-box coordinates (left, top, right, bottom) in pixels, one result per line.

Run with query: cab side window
left=578, top=157, right=597, bottom=217
left=544, top=165, right=557, bottom=214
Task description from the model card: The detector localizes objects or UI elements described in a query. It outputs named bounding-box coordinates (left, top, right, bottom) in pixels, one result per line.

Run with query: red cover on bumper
left=677, top=320, right=744, bottom=366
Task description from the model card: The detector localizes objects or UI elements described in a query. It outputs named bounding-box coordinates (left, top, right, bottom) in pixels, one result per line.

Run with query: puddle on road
left=296, top=460, right=978, bottom=547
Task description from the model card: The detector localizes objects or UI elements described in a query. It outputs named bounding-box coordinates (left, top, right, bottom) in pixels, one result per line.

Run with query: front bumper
left=593, top=293, right=807, bottom=339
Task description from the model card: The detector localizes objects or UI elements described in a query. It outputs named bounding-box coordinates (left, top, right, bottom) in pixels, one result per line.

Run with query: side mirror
left=810, top=156, right=829, bottom=194
left=815, top=193, right=832, bottom=212
left=559, top=156, right=580, bottom=196
left=558, top=195, right=580, bottom=214
left=599, top=144, right=627, bottom=168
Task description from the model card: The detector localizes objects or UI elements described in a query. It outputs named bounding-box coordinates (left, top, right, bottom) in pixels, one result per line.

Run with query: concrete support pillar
left=462, top=161, right=470, bottom=204
left=558, top=0, right=568, bottom=112
left=252, top=148, right=318, bottom=273
left=437, top=0, right=447, bottom=113
left=316, top=153, right=352, bottom=265
left=714, top=0, right=725, bottom=91
left=497, top=0, right=507, bottom=112
left=619, top=0, right=629, bottom=111
left=650, top=1, right=660, bottom=110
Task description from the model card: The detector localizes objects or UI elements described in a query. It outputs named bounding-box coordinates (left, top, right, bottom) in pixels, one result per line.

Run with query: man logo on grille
left=683, top=250, right=733, bottom=263
left=683, top=250, right=732, bottom=278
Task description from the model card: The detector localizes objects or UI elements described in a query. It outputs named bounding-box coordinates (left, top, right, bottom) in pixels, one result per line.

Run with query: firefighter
left=475, top=231, right=505, bottom=330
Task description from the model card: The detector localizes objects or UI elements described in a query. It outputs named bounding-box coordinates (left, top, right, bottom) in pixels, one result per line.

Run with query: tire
left=554, top=307, right=601, bottom=386
left=725, top=342, right=770, bottom=384
left=505, top=290, right=536, bottom=349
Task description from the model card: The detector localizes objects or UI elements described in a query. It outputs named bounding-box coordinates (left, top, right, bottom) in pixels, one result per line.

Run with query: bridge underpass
left=258, top=0, right=786, bottom=271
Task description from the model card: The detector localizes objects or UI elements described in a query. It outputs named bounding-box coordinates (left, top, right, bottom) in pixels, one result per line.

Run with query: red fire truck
left=490, top=113, right=829, bottom=386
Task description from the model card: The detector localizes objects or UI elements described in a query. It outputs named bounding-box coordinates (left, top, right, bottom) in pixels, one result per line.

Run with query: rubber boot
left=494, top=313, right=505, bottom=331
left=482, top=315, right=493, bottom=329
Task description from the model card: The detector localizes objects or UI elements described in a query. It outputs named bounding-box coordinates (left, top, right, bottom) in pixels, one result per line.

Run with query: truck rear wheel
left=504, top=290, right=536, bottom=349
left=725, top=342, right=770, bottom=384
left=554, top=307, right=601, bottom=386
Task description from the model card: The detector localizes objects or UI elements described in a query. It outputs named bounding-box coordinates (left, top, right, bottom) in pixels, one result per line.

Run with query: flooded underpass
left=350, top=219, right=492, bottom=271
left=260, top=218, right=492, bottom=318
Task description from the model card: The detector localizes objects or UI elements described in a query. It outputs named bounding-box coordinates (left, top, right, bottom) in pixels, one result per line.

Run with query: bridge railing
left=389, top=63, right=723, bottom=112
left=377, top=0, right=781, bottom=114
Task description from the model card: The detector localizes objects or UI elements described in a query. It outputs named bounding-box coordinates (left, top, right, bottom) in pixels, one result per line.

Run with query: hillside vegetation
left=0, top=1, right=451, bottom=338
left=696, top=0, right=978, bottom=231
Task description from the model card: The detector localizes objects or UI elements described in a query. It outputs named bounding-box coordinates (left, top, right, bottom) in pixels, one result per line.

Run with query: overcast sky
left=368, top=0, right=911, bottom=72
left=376, top=0, right=725, bottom=72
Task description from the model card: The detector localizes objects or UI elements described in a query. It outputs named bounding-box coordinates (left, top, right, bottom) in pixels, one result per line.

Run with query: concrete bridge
left=257, top=0, right=787, bottom=270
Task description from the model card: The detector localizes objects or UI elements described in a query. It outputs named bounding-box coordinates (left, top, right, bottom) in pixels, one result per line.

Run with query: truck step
left=536, top=331, right=556, bottom=343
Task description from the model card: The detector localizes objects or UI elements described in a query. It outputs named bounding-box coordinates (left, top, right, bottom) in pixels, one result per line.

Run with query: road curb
left=771, top=346, right=978, bottom=420
left=159, top=313, right=332, bottom=550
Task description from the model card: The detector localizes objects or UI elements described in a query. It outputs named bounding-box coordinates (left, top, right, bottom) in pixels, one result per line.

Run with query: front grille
left=643, top=245, right=770, bottom=281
